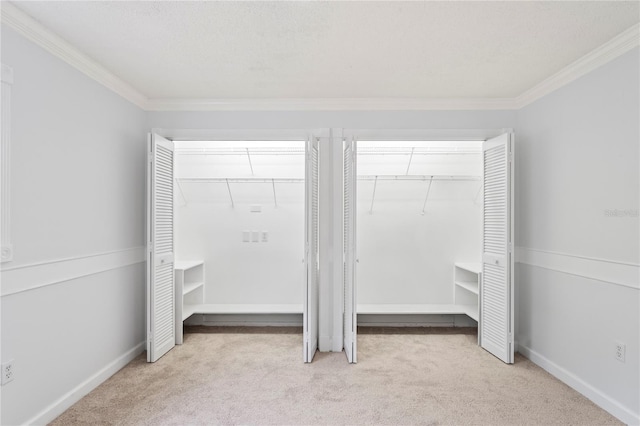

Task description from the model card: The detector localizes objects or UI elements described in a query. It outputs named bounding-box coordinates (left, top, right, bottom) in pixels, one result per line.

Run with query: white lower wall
left=1, top=264, right=145, bottom=425
left=517, top=262, right=639, bottom=424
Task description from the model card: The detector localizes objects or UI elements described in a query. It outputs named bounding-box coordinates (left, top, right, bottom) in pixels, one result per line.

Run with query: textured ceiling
left=9, top=1, right=640, bottom=100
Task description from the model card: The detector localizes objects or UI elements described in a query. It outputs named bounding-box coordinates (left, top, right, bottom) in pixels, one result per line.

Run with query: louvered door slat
left=480, top=133, right=514, bottom=364
left=303, top=137, right=319, bottom=362
left=343, top=137, right=357, bottom=363
left=147, top=133, right=175, bottom=363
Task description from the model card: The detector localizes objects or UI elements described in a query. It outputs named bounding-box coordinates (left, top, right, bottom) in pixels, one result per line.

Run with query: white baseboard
left=26, top=342, right=145, bottom=426
left=519, top=344, right=639, bottom=425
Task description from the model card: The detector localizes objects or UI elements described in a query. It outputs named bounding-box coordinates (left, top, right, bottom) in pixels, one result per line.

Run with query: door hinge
left=304, top=332, right=309, bottom=343
left=508, top=243, right=513, bottom=253
left=508, top=333, right=514, bottom=344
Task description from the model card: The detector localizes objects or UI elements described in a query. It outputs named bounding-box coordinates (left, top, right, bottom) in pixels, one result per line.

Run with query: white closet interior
left=147, top=133, right=321, bottom=363
left=342, top=132, right=514, bottom=365
left=174, top=140, right=306, bottom=312
left=355, top=140, right=483, bottom=317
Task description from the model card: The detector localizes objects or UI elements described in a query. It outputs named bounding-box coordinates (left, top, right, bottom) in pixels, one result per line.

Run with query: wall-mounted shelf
left=357, top=304, right=473, bottom=315
left=175, top=261, right=205, bottom=344
left=182, top=303, right=303, bottom=315
left=453, top=262, right=481, bottom=322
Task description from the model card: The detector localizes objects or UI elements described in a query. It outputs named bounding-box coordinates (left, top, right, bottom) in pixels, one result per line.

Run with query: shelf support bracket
left=405, top=147, right=415, bottom=175
left=175, top=178, right=188, bottom=206
left=369, top=175, right=378, bottom=214
left=272, top=178, right=278, bottom=208
left=246, top=148, right=254, bottom=176
left=420, top=176, right=433, bottom=215
left=474, top=182, right=483, bottom=205
left=226, top=178, right=235, bottom=208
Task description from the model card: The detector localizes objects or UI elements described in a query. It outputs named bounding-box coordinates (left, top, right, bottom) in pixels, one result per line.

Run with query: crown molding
left=1, top=1, right=638, bottom=112
left=514, top=23, right=640, bottom=109
left=0, top=2, right=149, bottom=109
left=146, top=97, right=517, bottom=111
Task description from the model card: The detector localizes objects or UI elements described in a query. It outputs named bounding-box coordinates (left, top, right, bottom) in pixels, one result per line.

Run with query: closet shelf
left=358, top=174, right=481, bottom=181
left=455, top=280, right=479, bottom=295
left=175, top=260, right=204, bottom=270
left=176, top=147, right=305, bottom=156
left=177, top=175, right=481, bottom=184
left=460, top=304, right=479, bottom=322
left=183, top=281, right=204, bottom=296
left=178, top=177, right=304, bottom=183
left=453, top=263, right=481, bottom=325
left=358, top=147, right=482, bottom=156
left=358, top=304, right=473, bottom=315
left=182, top=303, right=304, bottom=315
left=183, top=304, right=200, bottom=321
left=454, top=262, right=482, bottom=274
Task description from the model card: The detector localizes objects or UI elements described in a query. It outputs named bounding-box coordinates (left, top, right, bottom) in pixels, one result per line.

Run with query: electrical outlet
left=615, top=342, right=626, bottom=363
left=2, top=360, right=14, bottom=385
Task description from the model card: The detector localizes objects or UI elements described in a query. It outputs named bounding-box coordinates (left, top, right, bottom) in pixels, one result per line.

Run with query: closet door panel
left=303, top=137, right=319, bottom=362
left=147, top=133, right=176, bottom=362
left=480, top=132, right=514, bottom=364
left=343, top=138, right=357, bottom=363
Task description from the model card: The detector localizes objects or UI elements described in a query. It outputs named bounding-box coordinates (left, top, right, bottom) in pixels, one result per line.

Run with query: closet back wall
left=357, top=141, right=483, bottom=305
left=174, top=142, right=305, bottom=306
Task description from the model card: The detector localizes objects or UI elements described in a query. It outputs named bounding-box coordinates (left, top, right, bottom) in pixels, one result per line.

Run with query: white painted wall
left=0, top=27, right=147, bottom=425
left=174, top=142, right=305, bottom=306
left=515, top=47, right=640, bottom=424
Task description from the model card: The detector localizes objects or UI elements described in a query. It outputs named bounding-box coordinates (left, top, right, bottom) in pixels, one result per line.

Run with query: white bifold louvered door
left=303, top=137, right=319, bottom=362
left=343, top=137, right=357, bottom=363
left=146, top=133, right=176, bottom=363
left=480, top=132, right=514, bottom=364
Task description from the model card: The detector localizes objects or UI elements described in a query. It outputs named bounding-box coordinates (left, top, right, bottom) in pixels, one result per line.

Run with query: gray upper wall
left=1, top=25, right=148, bottom=264
left=147, top=110, right=516, bottom=131
left=516, top=47, right=639, bottom=263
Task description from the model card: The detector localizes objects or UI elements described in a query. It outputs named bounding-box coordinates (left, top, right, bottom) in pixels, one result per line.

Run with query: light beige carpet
left=51, top=327, right=621, bottom=425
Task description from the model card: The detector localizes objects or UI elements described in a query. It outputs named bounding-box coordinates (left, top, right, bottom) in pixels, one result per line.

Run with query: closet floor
left=51, top=327, right=621, bottom=425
